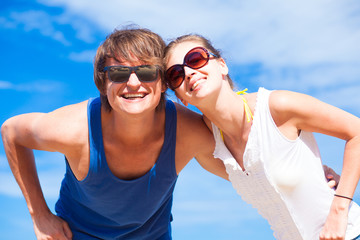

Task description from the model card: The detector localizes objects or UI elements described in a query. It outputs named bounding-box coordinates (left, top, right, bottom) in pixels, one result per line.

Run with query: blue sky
left=1, top=0, right=360, bottom=239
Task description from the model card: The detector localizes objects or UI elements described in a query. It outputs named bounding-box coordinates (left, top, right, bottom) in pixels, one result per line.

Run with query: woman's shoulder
left=269, top=90, right=309, bottom=114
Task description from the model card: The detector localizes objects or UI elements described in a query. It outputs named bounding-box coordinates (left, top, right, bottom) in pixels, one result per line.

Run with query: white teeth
left=123, top=93, right=145, bottom=99
left=191, top=80, right=203, bottom=91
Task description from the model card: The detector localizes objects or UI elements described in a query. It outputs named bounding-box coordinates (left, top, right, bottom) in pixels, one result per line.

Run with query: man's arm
left=174, top=103, right=228, bottom=180
left=323, top=164, right=340, bottom=189
left=2, top=113, right=57, bottom=216
left=1, top=102, right=87, bottom=239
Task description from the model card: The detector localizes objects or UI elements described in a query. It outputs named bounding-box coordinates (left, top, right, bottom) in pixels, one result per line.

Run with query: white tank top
left=212, top=87, right=360, bottom=240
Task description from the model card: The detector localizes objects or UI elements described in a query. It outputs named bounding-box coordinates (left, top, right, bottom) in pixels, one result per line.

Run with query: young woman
left=164, top=34, right=360, bottom=240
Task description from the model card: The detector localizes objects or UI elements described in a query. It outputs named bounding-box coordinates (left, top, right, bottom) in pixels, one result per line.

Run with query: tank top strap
left=157, top=100, right=177, bottom=170
left=87, top=97, right=106, bottom=178
left=164, top=100, right=177, bottom=133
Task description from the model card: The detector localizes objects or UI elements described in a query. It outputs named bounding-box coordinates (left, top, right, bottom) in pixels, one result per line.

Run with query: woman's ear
left=175, top=92, right=188, bottom=106
left=218, top=58, right=229, bottom=76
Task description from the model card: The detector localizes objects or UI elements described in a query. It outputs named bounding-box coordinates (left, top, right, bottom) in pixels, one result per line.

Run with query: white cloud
left=2, top=7, right=98, bottom=45
left=227, top=1, right=360, bottom=65
left=314, top=84, right=360, bottom=114
left=248, top=63, right=360, bottom=91
left=0, top=169, right=63, bottom=199
left=0, top=171, right=22, bottom=197
left=0, top=80, right=63, bottom=93
left=0, top=152, right=65, bottom=199
left=0, top=81, right=14, bottom=89
left=36, top=0, right=360, bottom=81
left=69, top=49, right=96, bottom=62
left=36, top=0, right=360, bottom=60
left=0, top=16, right=17, bottom=29
left=55, top=13, right=97, bottom=43
left=6, top=10, right=71, bottom=46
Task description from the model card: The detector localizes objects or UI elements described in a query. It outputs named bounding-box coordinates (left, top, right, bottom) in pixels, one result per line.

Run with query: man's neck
left=101, top=107, right=165, bottom=146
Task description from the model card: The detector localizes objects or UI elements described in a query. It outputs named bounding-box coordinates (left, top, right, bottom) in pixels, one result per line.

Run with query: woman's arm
left=269, top=90, right=360, bottom=240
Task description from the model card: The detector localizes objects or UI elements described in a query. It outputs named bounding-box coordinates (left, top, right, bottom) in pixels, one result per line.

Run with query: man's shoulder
left=50, top=100, right=89, bottom=117
left=172, top=102, right=216, bottom=173
left=173, top=102, right=211, bottom=139
left=173, top=102, right=202, bottom=124
left=34, top=100, right=89, bottom=146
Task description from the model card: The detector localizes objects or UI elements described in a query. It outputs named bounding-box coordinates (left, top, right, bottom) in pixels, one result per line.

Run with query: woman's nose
left=183, top=66, right=196, bottom=81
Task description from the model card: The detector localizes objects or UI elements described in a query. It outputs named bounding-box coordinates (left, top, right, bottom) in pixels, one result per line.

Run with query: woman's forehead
left=174, top=41, right=204, bottom=53
left=167, top=41, right=204, bottom=63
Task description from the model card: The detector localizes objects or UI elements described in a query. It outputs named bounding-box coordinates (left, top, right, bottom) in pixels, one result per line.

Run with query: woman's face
left=165, top=41, right=228, bottom=106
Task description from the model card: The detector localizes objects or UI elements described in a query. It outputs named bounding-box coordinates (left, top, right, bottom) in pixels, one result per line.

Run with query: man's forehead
left=105, top=54, right=142, bottom=66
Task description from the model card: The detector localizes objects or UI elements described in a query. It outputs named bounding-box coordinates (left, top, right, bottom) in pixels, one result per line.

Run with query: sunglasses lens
left=166, top=65, right=185, bottom=89
left=108, top=67, right=131, bottom=83
left=185, top=48, right=209, bottom=69
left=107, top=65, right=159, bottom=83
left=165, top=47, right=213, bottom=90
left=136, top=65, right=159, bottom=82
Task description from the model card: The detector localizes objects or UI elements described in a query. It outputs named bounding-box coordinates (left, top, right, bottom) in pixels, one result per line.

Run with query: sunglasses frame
left=104, top=65, right=161, bottom=83
left=165, top=47, right=218, bottom=90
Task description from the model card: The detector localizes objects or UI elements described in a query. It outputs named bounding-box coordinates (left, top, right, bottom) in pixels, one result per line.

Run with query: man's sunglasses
left=104, top=65, right=160, bottom=83
left=165, top=47, right=218, bottom=90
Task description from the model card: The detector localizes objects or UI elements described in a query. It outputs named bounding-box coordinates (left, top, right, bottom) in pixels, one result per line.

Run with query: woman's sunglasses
left=104, top=65, right=160, bottom=83
left=165, top=47, right=218, bottom=90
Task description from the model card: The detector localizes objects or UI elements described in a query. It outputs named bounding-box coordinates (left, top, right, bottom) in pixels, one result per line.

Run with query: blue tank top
left=55, top=97, right=178, bottom=240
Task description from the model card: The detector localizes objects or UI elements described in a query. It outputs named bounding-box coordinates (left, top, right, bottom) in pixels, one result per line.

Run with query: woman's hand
left=319, top=196, right=350, bottom=240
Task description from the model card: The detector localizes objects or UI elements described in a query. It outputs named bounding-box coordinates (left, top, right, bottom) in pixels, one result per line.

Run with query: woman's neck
left=197, top=85, right=247, bottom=142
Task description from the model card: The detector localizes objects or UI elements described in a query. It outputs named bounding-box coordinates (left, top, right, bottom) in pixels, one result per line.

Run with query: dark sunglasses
left=104, top=65, right=160, bottom=83
left=165, top=47, right=218, bottom=90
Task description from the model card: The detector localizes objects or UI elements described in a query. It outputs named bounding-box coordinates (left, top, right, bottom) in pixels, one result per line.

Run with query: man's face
left=103, top=56, right=165, bottom=116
